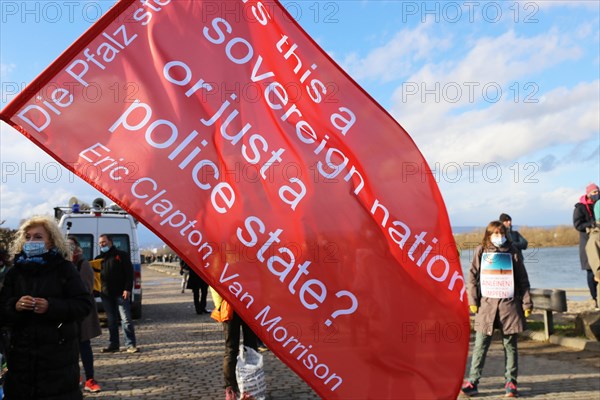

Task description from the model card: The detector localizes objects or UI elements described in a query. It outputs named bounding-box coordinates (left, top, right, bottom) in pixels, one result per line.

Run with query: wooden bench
left=529, top=288, right=568, bottom=339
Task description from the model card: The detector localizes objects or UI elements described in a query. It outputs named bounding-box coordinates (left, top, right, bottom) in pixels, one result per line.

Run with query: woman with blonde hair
left=0, top=215, right=91, bottom=399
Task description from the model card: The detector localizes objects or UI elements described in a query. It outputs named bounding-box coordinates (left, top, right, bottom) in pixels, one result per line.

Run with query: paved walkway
left=460, top=336, right=599, bottom=399
left=89, top=264, right=319, bottom=400
left=86, top=264, right=600, bottom=399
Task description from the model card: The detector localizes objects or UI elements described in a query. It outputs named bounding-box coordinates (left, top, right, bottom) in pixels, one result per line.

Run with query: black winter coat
left=96, top=246, right=133, bottom=297
left=181, top=261, right=208, bottom=290
left=573, top=199, right=596, bottom=270
left=0, top=250, right=91, bottom=400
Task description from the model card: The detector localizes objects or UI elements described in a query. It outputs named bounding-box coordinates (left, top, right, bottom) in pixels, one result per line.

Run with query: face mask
left=100, top=246, right=110, bottom=253
left=491, top=236, right=506, bottom=247
left=23, top=241, right=47, bottom=257
left=591, top=194, right=600, bottom=202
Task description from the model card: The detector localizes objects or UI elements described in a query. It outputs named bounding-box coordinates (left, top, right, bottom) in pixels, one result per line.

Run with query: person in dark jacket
left=461, top=220, right=532, bottom=398
left=180, top=260, right=210, bottom=314
left=96, top=234, right=138, bottom=353
left=498, top=213, right=528, bottom=259
left=573, top=182, right=599, bottom=307
left=0, top=216, right=91, bottom=400
left=68, top=236, right=102, bottom=393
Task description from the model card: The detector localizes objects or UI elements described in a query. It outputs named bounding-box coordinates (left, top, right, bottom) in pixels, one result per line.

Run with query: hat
left=586, top=183, right=599, bottom=195
left=499, top=213, right=511, bottom=222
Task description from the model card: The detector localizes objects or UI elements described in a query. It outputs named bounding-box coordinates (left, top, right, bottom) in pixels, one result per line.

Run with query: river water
left=459, top=246, right=590, bottom=299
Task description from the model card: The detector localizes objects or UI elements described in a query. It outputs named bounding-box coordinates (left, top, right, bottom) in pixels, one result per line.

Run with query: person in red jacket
left=573, top=182, right=599, bottom=308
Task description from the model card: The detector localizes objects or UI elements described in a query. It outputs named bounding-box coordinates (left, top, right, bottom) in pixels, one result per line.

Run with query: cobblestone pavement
left=88, top=264, right=319, bottom=400
left=86, top=264, right=600, bottom=400
left=460, top=336, right=600, bottom=399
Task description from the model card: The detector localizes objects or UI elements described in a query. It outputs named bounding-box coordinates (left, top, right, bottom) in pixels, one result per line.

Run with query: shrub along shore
left=453, top=225, right=579, bottom=249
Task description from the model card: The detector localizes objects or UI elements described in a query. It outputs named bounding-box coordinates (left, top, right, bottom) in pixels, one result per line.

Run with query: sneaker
left=225, top=386, right=238, bottom=400
left=84, top=378, right=102, bottom=393
left=126, top=346, right=139, bottom=353
left=460, top=380, right=478, bottom=396
left=257, top=344, right=269, bottom=353
left=101, top=346, right=119, bottom=353
left=505, top=381, right=518, bottom=397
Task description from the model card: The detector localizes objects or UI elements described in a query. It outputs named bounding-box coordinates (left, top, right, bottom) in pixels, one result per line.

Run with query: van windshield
left=69, top=234, right=131, bottom=260
left=70, top=234, right=94, bottom=261
left=109, top=234, right=131, bottom=255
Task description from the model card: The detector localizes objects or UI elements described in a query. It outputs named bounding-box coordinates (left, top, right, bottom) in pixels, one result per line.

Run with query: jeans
left=181, top=270, right=189, bottom=292
left=101, top=294, right=136, bottom=348
left=586, top=270, right=597, bottom=302
left=223, top=313, right=258, bottom=392
left=468, top=331, right=518, bottom=385
left=192, top=281, right=209, bottom=313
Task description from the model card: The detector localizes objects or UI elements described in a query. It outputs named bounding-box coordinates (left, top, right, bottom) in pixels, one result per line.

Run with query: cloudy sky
left=1, top=1, right=598, bottom=244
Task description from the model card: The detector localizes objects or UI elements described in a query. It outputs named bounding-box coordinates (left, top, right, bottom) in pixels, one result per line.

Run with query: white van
left=55, top=198, right=143, bottom=319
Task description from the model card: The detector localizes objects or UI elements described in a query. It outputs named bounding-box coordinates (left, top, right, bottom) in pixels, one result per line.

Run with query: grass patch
left=526, top=320, right=583, bottom=338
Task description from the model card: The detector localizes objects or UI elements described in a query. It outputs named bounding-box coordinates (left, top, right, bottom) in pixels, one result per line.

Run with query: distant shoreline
left=454, top=225, right=579, bottom=248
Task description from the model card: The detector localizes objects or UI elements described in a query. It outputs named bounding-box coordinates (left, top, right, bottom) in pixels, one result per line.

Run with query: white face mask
left=491, top=236, right=506, bottom=247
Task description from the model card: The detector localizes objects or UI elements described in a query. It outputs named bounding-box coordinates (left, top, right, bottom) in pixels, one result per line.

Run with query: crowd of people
left=0, top=182, right=598, bottom=399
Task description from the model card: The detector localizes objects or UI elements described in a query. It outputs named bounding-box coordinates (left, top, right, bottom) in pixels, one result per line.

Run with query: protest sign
left=481, top=252, right=515, bottom=299
left=1, top=1, right=469, bottom=398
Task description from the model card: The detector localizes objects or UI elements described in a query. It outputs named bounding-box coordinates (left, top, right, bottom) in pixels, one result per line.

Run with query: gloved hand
left=469, top=305, right=478, bottom=314
left=524, top=309, right=531, bottom=318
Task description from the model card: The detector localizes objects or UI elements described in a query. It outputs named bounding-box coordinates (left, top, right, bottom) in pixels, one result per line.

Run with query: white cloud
left=449, top=29, right=579, bottom=81
left=0, top=178, right=101, bottom=227
left=395, top=28, right=582, bottom=110
left=1, top=123, right=103, bottom=228
left=396, top=79, right=599, bottom=165
left=336, top=21, right=599, bottom=226
left=339, top=22, right=452, bottom=82
left=382, top=26, right=596, bottom=165
left=1, top=63, right=16, bottom=80
left=1, top=124, right=57, bottom=164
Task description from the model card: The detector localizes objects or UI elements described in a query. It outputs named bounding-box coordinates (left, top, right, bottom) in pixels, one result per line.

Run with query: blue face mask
left=491, top=236, right=506, bottom=247
left=591, top=193, right=600, bottom=202
left=100, top=246, right=110, bottom=253
left=23, top=241, right=47, bottom=257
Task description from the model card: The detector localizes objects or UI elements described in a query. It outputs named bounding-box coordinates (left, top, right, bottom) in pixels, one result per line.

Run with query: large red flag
left=1, top=1, right=469, bottom=398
